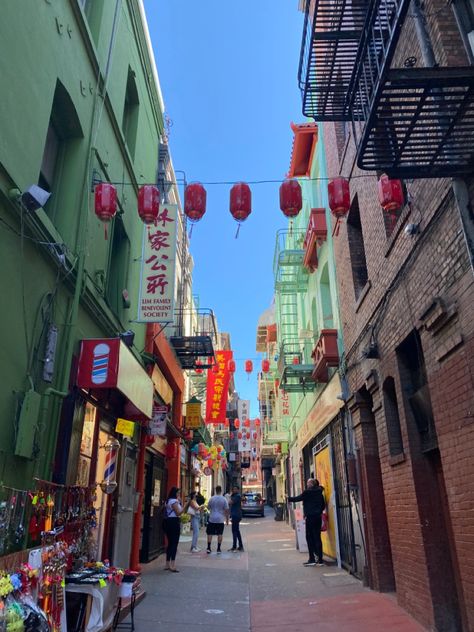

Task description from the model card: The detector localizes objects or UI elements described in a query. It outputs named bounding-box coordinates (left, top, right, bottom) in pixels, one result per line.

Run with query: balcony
left=299, top=0, right=474, bottom=178
left=311, top=329, right=339, bottom=382
left=169, top=308, right=217, bottom=370
left=278, top=338, right=317, bottom=393
left=274, top=229, right=308, bottom=294
left=303, top=208, right=327, bottom=272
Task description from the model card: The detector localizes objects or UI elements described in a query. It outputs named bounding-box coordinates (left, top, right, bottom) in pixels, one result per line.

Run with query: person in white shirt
left=186, top=491, right=202, bottom=552
left=206, top=486, right=229, bottom=554
left=163, top=487, right=183, bottom=572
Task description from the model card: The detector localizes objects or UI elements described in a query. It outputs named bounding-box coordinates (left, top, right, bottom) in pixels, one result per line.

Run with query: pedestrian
left=206, top=485, right=229, bottom=554
left=163, top=486, right=183, bottom=572
left=288, top=479, right=326, bottom=567
left=228, top=485, right=244, bottom=552
left=195, top=484, right=206, bottom=507
left=186, top=491, right=202, bottom=552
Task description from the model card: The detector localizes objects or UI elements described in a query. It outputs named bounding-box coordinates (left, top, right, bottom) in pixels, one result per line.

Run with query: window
left=396, top=330, right=437, bottom=453
left=382, top=377, right=404, bottom=457
left=347, top=195, right=368, bottom=300
left=80, top=0, right=104, bottom=44
left=38, top=80, right=83, bottom=222
left=122, top=68, right=140, bottom=158
left=106, top=216, right=130, bottom=317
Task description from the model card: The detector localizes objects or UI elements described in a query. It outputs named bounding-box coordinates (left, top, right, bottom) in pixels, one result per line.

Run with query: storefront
left=72, top=337, right=154, bottom=567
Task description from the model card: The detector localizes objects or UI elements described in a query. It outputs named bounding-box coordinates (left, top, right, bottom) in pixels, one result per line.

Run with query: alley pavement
left=134, top=508, right=426, bottom=631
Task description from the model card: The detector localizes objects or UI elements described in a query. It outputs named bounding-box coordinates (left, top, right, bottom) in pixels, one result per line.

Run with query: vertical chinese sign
left=205, top=350, right=233, bottom=424
left=137, top=204, right=177, bottom=323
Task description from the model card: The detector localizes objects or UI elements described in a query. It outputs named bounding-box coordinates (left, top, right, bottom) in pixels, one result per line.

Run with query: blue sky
left=144, top=2, right=304, bottom=415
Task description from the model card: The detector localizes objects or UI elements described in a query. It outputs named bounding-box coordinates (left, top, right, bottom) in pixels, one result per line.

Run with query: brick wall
left=322, top=2, right=474, bottom=627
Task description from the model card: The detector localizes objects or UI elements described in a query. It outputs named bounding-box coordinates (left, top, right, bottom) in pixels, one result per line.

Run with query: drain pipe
left=412, top=0, right=474, bottom=274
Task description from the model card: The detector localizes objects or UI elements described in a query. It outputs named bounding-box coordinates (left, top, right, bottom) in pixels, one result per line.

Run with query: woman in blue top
left=163, top=487, right=183, bottom=572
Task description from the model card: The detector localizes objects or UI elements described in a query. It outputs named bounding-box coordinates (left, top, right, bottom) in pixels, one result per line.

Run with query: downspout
left=411, top=0, right=474, bottom=274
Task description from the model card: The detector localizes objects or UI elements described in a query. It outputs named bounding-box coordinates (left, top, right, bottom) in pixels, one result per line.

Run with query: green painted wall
left=0, top=0, right=164, bottom=487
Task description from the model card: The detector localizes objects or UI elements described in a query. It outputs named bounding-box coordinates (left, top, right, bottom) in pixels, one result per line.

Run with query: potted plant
left=180, top=512, right=191, bottom=535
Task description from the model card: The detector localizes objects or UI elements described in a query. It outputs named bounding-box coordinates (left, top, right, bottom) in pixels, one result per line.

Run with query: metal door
left=331, top=415, right=358, bottom=575
left=113, top=443, right=136, bottom=568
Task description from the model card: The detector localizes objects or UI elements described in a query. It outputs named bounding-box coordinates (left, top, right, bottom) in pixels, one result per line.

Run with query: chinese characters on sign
left=138, top=204, right=177, bottom=323
left=237, top=399, right=250, bottom=423
left=280, top=389, right=291, bottom=417
left=186, top=399, right=202, bottom=429
left=205, top=350, right=233, bottom=424
left=149, top=404, right=169, bottom=436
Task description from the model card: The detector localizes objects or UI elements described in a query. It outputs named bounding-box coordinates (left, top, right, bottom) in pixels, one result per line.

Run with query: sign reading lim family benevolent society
left=137, top=204, right=177, bottom=323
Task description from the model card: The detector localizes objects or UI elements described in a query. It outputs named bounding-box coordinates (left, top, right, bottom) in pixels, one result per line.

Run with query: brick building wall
left=322, top=1, right=474, bottom=629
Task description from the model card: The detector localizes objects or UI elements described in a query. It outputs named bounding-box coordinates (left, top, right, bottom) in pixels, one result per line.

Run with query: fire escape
left=274, top=229, right=317, bottom=393
left=298, top=0, right=474, bottom=177
left=169, top=308, right=217, bottom=370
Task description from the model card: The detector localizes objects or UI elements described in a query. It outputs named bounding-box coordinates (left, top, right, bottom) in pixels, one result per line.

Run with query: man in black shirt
left=288, top=478, right=326, bottom=567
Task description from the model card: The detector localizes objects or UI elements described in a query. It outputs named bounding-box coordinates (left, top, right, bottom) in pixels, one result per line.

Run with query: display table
left=65, top=581, right=119, bottom=632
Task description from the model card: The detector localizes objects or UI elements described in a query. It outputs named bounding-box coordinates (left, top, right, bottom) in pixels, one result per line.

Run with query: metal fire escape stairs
left=274, top=229, right=317, bottom=394
left=298, top=0, right=474, bottom=177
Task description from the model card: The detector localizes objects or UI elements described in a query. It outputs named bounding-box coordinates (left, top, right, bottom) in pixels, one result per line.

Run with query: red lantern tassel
left=104, top=224, right=108, bottom=240
left=235, top=224, right=241, bottom=239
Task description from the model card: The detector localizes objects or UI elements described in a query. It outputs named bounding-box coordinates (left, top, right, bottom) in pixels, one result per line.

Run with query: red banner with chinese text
left=205, top=350, right=233, bottom=424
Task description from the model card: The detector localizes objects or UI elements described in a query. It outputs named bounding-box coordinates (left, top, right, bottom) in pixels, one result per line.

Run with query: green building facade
left=0, top=0, right=163, bottom=492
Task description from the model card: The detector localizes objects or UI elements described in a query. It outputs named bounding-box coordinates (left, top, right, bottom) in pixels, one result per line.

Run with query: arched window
left=383, top=376, right=404, bottom=456
left=320, top=264, right=334, bottom=328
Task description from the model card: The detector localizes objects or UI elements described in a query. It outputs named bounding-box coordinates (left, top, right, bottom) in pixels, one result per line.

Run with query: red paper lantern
left=246, top=432, right=251, bottom=439
left=253, top=432, right=257, bottom=440
left=195, top=361, right=203, bottom=375
left=292, top=356, right=300, bottom=365
left=225, top=418, right=230, bottom=427
left=378, top=174, right=404, bottom=213
left=279, top=179, right=302, bottom=218
left=94, top=183, right=117, bottom=238
left=245, top=360, right=253, bottom=374
left=138, top=185, right=160, bottom=224
left=261, top=359, right=270, bottom=373
left=328, top=177, right=350, bottom=220
left=238, top=432, right=242, bottom=439
left=243, top=419, right=250, bottom=428
left=230, top=182, right=252, bottom=222
left=255, top=418, right=261, bottom=427
left=234, top=419, right=240, bottom=429
left=228, top=359, right=236, bottom=373
left=184, top=182, right=207, bottom=222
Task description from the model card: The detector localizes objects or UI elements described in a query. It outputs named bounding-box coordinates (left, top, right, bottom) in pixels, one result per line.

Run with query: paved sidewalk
left=133, top=511, right=426, bottom=631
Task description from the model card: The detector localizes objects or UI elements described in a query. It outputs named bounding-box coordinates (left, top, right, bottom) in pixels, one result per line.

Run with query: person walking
left=206, top=485, right=229, bottom=555
left=163, top=487, right=183, bottom=572
left=228, top=485, right=244, bottom=552
left=288, top=479, right=326, bottom=567
left=186, top=491, right=202, bottom=552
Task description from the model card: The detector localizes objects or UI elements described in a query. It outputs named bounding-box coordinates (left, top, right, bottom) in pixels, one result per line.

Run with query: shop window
left=38, top=80, right=83, bottom=224
left=382, top=376, right=404, bottom=457
left=122, top=67, right=140, bottom=158
left=76, top=402, right=97, bottom=486
left=106, top=216, right=130, bottom=318
left=347, top=195, right=368, bottom=300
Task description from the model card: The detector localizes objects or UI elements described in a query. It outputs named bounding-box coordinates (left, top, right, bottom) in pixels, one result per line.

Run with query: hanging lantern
left=292, top=356, right=300, bottom=365
left=94, top=183, right=117, bottom=239
left=253, top=432, right=257, bottom=440
left=230, top=182, right=252, bottom=222
left=184, top=182, right=207, bottom=222
left=279, top=179, right=302, bottom=218
left=378, top=174, right=404, bottom=214
left=234, top=419, right=240, bottom=429
left=243, top=419, right=250, bottom=428
left=195, top=360, right=203, bottom=375
left=246, top=432, right=251, bottom=439
left=224, top=418, right=230, bottom=427
left=255, top=418, right=261, bottom=427
left=228, top=359, right=236, bottom=373
left=238, top=432, right=243, bottom=439
left=245, top=360, right=253, bottom=374
left=166, top=442, right=178, bottom=460
left=328, top=178, right=350, bottom=231
left=138, top=185, right=160, bottom=224
left=100, top=437, right=121, bottom=494
left=261, top=359, right=270, bottom=373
